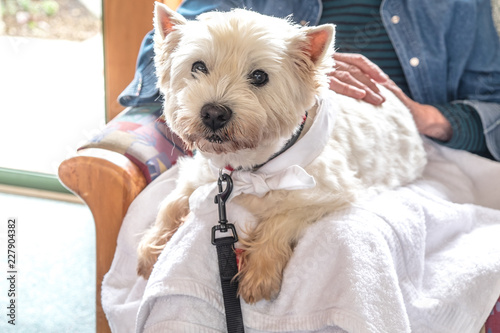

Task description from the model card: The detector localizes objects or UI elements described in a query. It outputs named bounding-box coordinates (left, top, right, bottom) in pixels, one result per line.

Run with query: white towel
left=102, top=141, right=500, bottom=333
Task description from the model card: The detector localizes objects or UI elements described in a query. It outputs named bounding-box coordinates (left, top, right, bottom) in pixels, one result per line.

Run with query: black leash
left=211, top=172, right=245, bottom=333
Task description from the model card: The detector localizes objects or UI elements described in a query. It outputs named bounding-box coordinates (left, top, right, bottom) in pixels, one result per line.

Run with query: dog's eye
left=192, top=61, right=208, bottom=75
left=249, top=70, right=269, bottom=87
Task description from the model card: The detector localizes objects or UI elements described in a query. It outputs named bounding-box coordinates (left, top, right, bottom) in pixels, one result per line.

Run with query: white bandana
left=189, top=91, right=338, bottom=215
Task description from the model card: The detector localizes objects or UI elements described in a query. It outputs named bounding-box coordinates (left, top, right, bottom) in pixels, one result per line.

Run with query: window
left=0, top=0, right=104, bottom=193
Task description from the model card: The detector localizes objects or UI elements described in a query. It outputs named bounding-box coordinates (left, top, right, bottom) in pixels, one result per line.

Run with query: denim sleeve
left=461, top=100, right=500, bottom=161
left=431, top=102, right=500, bottom=160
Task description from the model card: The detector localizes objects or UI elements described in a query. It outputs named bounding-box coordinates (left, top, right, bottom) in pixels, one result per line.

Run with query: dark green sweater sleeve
left=431, top=103, right=493, bottom=159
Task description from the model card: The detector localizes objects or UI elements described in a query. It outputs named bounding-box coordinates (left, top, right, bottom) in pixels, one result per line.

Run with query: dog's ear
left=154, top=2, right=187, bottom=40
left=303, top=24, right=335, bottom=64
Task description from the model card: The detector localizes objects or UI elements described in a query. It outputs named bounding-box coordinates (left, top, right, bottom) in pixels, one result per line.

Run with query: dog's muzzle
left=201, top=103, right=233, bottom=132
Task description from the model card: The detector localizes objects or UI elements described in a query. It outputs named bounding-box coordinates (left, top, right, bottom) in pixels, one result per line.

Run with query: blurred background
left=0, top=0, right=102, bottom=331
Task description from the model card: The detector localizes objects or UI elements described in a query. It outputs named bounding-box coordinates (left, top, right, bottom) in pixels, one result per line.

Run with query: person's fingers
left=334, top=53, right=389, bottom=83
left=328, top=69, right=385, bottom=105
left=335, top=60, right=381, bottom=95
left=328, top=75, right=367, bottom=100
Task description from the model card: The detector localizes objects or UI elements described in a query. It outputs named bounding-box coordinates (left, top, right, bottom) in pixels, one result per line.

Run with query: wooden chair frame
left=59, top=148, right=146, bottom=332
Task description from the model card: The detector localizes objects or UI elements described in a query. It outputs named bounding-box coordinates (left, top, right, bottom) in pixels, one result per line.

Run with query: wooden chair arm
left=58, top=148, right=147, bottom=333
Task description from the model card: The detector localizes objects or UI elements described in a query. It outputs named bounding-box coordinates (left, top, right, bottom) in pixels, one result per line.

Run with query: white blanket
left=102, top=140, right=500, bottom=333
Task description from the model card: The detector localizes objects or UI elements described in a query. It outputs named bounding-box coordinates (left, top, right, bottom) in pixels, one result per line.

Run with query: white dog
left=137, top=2, right=427, bottom=304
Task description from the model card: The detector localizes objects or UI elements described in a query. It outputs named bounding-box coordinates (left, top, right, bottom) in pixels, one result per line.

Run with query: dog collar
left=222, top=111, right=308, bottom=173
left=250, top=111, right=308, bottom=171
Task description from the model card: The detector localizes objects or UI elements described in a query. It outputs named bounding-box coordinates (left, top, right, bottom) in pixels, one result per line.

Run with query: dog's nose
left=200, top=104, right=233, bottom=131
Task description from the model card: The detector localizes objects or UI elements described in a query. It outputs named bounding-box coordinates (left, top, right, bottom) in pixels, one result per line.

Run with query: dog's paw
left=136, top=226, right=169, bottom=279
left=237, top=251, right=282, bottom=303
left=136, top=191, right=191, bottom=279
left=136, top=240, right=162, bottom=279
left=136, top=249, right=158, bottom=279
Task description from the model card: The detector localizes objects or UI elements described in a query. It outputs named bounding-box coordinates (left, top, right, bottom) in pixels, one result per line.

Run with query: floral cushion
left=486, top=300, right=500, bottom=333
left=79, top=105, right=190, bottom=183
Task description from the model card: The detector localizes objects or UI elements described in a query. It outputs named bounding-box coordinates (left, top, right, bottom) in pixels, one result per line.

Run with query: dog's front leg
left=237, top=209, right=310, bottom=303
left=137, top=185, right=194, bottom=279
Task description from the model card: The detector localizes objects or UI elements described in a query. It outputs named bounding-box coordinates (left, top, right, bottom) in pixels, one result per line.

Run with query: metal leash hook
left=211, top=171, right=238, bottom=244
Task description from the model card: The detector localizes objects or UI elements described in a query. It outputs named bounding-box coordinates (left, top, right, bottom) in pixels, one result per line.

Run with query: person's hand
left=329, top=53, right=452, bottom=141
left=381, top=79, right=452, bottom=141
left=329, top=53, right=389, bottom=105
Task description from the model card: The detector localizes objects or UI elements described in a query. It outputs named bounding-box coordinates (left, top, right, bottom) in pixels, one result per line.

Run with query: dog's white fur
left=137, top=3, right=427, bottom=303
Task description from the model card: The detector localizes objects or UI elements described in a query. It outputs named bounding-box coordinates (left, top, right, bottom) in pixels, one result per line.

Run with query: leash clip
left=212, top=171, right=238, bottom=245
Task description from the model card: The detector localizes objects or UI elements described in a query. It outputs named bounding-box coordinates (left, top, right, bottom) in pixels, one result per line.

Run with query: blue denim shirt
left=119, top=0, right=500, bottom=160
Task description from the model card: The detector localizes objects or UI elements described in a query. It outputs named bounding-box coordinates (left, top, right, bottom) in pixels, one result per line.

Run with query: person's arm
left=329, top=53, right=494, bottom=159
left=381, top=79, right=493, bottom=158
left=329, top=53, right=452, bottom=139
left=380, top=78, right=452, bottom=142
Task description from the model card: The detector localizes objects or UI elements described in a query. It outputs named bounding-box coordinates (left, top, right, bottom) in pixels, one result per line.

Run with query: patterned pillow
left=485, top=299, right=500, bottom=333
left=79, top=105, right=190, bottom=183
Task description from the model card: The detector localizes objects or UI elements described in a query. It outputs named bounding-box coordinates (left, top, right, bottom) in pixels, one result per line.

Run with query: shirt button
left=391, top=15, right=400, bottom=24
left=410, top=57, right=420, bottom=67
left=300, top=20, right=307, bottom=26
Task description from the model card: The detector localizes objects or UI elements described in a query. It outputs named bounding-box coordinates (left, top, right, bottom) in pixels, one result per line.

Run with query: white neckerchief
left=189, top=92, right=338, bottom=215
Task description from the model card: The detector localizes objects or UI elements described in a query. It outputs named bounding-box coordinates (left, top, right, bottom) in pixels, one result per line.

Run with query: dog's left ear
left=303, top=24, right=335, bottom=64
left=154, top=2, right=187, bottom=40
